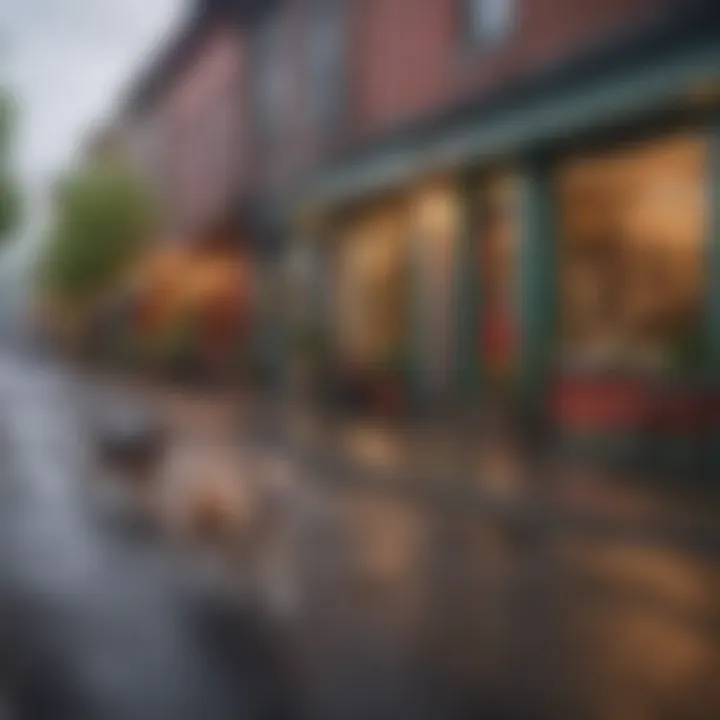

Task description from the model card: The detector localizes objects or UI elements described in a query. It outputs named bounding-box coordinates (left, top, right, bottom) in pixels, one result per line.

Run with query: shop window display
left=412, top=179, right=462, bottom=399
left=333, top=202, right=409, bottom=370
left=557, top=134, right=708, bottom=373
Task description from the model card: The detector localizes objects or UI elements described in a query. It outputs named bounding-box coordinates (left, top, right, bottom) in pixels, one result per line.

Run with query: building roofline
left=122, top=0, right=279, bottom=116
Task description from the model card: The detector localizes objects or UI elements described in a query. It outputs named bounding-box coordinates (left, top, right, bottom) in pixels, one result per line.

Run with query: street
left=7, top=1, right=720, bottom=718
left=0, top=351, right=717, bottom=719
left=0, top=351, right=294, bottom=720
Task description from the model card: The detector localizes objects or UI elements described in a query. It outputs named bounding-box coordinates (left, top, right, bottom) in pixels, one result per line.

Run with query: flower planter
left=553, top=371, right=720, bottom=477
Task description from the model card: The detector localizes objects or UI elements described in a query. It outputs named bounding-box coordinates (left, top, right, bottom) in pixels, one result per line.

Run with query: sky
left=2, top=0, right=187, bottom=196
left=0, top=0, right=188, bottom=319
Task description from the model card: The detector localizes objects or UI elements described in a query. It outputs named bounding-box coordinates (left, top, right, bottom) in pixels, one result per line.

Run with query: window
left=466, top=0, right=515, bottom=45
left=307, top=0, right=346, bottom=131
left=558, top=135, right=708, bottom=372
left=334, top=202, right=409, bottom=367
left=211, top=83, right=235, bottom=198
left=253, top=15, right=290, bottom=147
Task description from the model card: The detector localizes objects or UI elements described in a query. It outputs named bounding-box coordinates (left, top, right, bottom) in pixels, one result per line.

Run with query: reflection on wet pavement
left=0, top=354, right=717, bottom=719
left=274, top=456, right=720, bottom=720
left=0, top=355, right=294, bottom=720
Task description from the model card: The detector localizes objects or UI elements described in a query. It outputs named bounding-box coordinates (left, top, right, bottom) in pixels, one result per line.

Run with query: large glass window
left=478, top=171, right=520, bottom=383
left=558, top=134, right=708, bottom=372
left=411, top=179, right=463, bottom=398
left=333, top=201, right=409, bottom=369
left=253, top=14, right=291, bottom=149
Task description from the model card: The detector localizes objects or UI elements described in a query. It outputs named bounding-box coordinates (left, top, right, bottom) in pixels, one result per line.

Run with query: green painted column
left=407, top=230, right=428, bottom=412
left=518, top=158, right=557, bottom=414
left=705, top=120, right=720, bottom=474
left=706, top=121, right=720, bottom=372
left=454, top=170, right=482, bottom=403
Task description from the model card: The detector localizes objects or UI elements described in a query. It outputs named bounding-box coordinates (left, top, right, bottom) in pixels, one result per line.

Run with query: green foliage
left=42, top=165, right=157, bottom=304
left=0, top=173, right=21, bottom=240
left=0, top=90, right=13, bottom=161
left=0, top=89, right=22, bottom=242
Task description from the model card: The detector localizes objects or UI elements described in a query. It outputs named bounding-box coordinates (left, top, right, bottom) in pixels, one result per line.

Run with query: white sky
left=2, top=0, right=187, bottom=194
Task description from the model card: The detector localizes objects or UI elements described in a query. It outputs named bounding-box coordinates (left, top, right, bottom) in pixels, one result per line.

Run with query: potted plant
left=371, top=346, right=409, bottom=418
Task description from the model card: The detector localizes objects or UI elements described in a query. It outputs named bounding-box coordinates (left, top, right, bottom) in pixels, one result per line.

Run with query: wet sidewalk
left=95, top=378, right=720, bottom=720
left=242, top=406, right=720, bottom=720
left=263, top=398, right=720, bottom=555
left=0, top=355, right=295, bottom=720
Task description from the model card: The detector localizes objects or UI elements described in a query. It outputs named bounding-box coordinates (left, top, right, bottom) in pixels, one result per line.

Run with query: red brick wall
left=136, top=0, right=688, bottom=224
left=350, top=0, right=451, bottom=138
left=158, top=24, right=246, bottom=235
left=348, top=0, right=683, bottom=140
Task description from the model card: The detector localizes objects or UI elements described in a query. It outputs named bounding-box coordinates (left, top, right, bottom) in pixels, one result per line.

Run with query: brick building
left=119, top=0, right=271, bottom=378
left=125, top=0, right=720, bottom=469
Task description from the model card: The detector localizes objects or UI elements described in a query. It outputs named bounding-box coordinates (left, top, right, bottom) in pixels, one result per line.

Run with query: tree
left=41, top=164, right=157, bottom=305
left=0, top=89, right=22, bottom=242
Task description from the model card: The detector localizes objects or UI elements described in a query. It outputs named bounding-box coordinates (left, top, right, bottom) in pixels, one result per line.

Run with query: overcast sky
left=2, top=0, right=187, bottom=194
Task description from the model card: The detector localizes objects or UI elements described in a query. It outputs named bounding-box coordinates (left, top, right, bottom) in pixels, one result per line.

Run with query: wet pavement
left=0, top=352, right=718, bottom=719
left=248, top=406, right=720, bottom=719
left=276, top=463, right=720, bottom=720
left=0, top=352, right=293, bottom=720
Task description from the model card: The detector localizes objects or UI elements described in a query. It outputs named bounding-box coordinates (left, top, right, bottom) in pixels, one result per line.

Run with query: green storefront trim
left=299, top=40, right=720, bottom=213
left=518, top=160, right=557, bottom=413
left=294, top=23, right=720, bottom=471
left=405, top=228, right=425, bottom=411
left=707, top=115, right=720, bottom=371
left=453, top=170, right=483, bottom=402
left=702, top=115, right=720, bottom=474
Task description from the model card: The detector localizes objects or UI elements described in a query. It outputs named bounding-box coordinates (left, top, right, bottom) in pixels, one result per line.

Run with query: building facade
left=274, top=0, right=720, bottom=472
left=123, top=0, right=720, bottom=468
left=120, top=0, right=272, bottom=379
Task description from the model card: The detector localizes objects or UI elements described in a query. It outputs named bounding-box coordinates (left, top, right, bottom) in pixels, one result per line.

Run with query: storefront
left=322, top=196, right=412, bottom=412
left=550, top=131, right=716, bottom=469
left=458, top=129, right=717, bottom=469
left=292, top=21, right=720, bottom=470
left=407, top=177, right=463, bottom=406
left=557, top=133, right=707, bottom=374
left=304, top=180, right=465, bottom=413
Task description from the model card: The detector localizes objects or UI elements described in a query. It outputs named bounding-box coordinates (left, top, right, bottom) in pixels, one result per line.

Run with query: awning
left=296, top=28, right=720, bottom=214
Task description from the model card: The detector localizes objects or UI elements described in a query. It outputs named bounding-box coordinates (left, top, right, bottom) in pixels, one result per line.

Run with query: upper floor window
left=210, top=84, right=234, bottom=194
left=307, top=0, right=347, bottom=132
left=466, top=0, right=515, bottom=46
left=253, top=14, right=292, bottom=148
